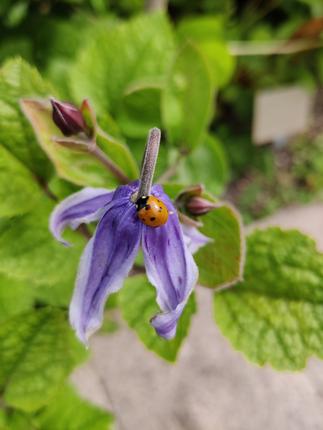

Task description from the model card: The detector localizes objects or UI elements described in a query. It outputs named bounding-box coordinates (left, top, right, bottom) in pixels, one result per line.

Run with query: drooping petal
left=181, top=223, right=212, bottom=254
left=69, top=184, right=141, bottom=343
left=50, top=187, right=114, bottom=245
left=142, top=185, right=198, bottom=340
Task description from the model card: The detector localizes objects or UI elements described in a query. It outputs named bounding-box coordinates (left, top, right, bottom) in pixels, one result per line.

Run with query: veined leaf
left=0, top=308, right=87, bottom=412
left=215, top=228, right=323, bottom=370
left=21, top=98, right=138, bottom=188
left=119, top=274, right=196, bottom=362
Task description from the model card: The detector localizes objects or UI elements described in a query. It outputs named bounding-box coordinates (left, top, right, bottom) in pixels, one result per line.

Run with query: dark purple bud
left=186, top=196, right=217, bottom=216
left=50, top=98, right=87, bottom=137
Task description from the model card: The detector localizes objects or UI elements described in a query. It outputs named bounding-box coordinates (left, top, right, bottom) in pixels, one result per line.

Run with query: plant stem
left=137, top=127, right=161, bottom=199
left=88, top=144, right=129, bottom=184
left=229, top=39, right=323, bottom=56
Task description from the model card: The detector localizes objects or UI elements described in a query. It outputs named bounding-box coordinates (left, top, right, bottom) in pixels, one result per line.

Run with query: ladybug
left=136, top=195, right=168, bottom=227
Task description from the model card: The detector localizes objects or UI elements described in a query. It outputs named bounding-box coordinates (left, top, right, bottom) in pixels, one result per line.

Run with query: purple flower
left=50, top=180, right=209, bottom=344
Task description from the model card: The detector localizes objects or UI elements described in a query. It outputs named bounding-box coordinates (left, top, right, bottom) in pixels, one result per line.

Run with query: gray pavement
left=72, top=202, right=323, bottom=430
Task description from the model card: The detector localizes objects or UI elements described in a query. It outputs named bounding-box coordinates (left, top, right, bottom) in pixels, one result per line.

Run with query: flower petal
left=142, top=186, right=198, bottom=340
left=181, top=224, right=212, bottom=254
left=50, top=187, right=114, bottom=245
left=69, top=186, right=141, bottom=344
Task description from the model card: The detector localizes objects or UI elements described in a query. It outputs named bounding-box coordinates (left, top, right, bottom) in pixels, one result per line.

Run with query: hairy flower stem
left=137, top=127, right=161, bottom=199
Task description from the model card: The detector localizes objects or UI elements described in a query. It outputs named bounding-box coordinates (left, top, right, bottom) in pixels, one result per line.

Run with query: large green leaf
left=162, top=43, right=213, bottom=150
left=119, top=274, right=196, bottom=362
left=177, top=16, right=235, bottom=87
left=215, top=228, right=323, bottom=370
left=174, top=134, right=230, bottom=195
left=0, top=144, right=42, bottom=217
left=0, top=58, right=53, bottom=179
left=34, top=384, right=114, bottom=430
left=0, top=308, right=87, bottom=412
left=70, top=13, right=175, bottom=115
left=0, top=274, right=34, bottom=324
left=0, top=199, right=83, bottom=287
left=21, top=98, right=138, bottom=188
left=195, top=202, right=245, bottom=288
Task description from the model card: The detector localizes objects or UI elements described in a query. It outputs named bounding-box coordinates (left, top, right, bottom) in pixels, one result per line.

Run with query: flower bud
left=186, top=196, right=217, bottom=216
left=50, top=98, right=87, bottom=137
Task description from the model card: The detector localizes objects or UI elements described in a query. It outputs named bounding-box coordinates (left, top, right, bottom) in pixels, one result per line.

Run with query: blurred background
left=2, top=0, right=323, bottom=429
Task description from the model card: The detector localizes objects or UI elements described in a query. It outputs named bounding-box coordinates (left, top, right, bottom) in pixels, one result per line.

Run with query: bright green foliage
left=0, top=199, right=83, bottom=287
left=34, top=384, right=114, bottom=430
left=21, top=98, right=138, bottom=188
left=119, top=274, right=196, bottom=361
left=215, top=228, right=323, bottom=370
left=117, top=85, right=162, bottom=139
left=175, top=134, right=230, bottom=195
left=196, top=202, right=244, bottom=288
left=0, top=144, right=42, bottom=217
left=177, top=16, right=235, bottom=87
left=0, top=58, right=53, bottom=179
left=162, top=43, right=213, bottom=149
left=70, top=13, right=175, bottom=114
left=0, top=274, right=34, bottom=323
left=0, top=308, right=87, bottom=412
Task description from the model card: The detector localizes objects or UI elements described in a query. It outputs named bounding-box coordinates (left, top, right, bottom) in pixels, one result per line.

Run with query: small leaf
left=162, top=43, right=213, bottom=149
left=215, top=228, right=323, bottom=370
left=34, top=384, right=114, bottom=430
left=0, top=308, right=87, bottom=412
left=0, top=58, right=53, bottom=179
left=119, top=274, right=196, bottom=362
left=195, top=201, right=245, bottom=288
left=0, top=144, right=42, bottom=217
left=21, top=98, right=138, bottom=188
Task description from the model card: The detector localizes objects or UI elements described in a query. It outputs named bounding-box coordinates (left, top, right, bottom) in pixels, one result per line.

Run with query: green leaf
left=177, top=16, right=235, bottom=87
left=162, top=43, right=213, bottom=149
left=21, top=98, right=138, bottom=188
left=0, top=274, right=34, bottom=324
left=34, top=384, right=114, bottom=430
left=174, top=134, right=230, bottom=195
left=117, top=85, right=162, bottom=139
left=214, top=228, right=323, bottom=370
left=0, top=144, right=42, bottom=217
left=195, top=202, right=245, bottom=288
left=70, top=13, right=175, bottom=114
left=0, top=199, right=83, bottom=287
left=0, top=308, right=87, bottom=412
left=119, top=274, right=196, bottom=362
left=0, top=58, right=53, bottom=179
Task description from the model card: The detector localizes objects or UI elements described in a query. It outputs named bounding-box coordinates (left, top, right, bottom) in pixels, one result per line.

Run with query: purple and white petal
left=50, top=187, right=114, bottom=245
left=181, top=224, right=212, bottom=254
left=69, top=185, right=142, bottom=344
left=142, top=185, right=198, bottom=340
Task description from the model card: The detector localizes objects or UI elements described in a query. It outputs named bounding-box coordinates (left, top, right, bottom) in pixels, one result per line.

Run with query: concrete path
left=72, top=203, right=323, bottom=430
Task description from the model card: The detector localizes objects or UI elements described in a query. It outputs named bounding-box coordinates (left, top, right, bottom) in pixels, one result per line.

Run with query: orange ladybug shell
left=136, top=195, right=168, bottom=227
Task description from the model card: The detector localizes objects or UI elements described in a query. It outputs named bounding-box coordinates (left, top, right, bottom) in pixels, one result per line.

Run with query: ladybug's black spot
left=150, top=217, right=156, bottom=222
left=136, top=196, right=149, bottom=211
left=145, top=205, right=151, bottom=211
